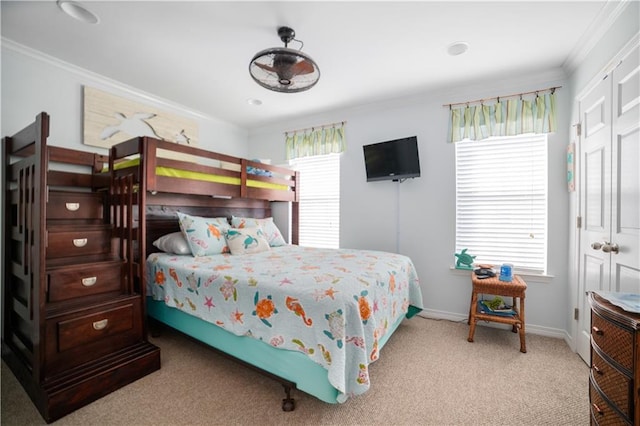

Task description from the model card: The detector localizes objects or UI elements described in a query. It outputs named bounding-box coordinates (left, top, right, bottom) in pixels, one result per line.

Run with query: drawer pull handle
left=65, top=202, right=80, bottom=211
left=73, top=238, right=88, bottom=247
left=93, top=319, right=108, bottom=330
left=81, top=276, right=97, bottom=287
left=592, top=403, right=603, bottom=415
left=591, top=326, right=603, bottom=336
left=592, top=364, right=602, bottom=375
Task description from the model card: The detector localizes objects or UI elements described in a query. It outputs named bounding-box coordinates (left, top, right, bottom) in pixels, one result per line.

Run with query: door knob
left=591, top=241, right=619, bottom=254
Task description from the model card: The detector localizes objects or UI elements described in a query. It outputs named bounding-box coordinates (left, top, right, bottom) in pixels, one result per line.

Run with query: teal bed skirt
left=147, top=298, right=418, bottom=404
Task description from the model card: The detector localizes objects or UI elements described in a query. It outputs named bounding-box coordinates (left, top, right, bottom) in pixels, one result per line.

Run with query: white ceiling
left=1, top=1, right=616, bottom=130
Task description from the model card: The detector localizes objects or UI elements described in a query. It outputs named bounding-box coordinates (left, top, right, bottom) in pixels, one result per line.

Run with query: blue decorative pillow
left=247, top=159, right=274, bottom=177
left=226, top=227, right=270, bottom=255
left=230, top=216, right=286, bottom=247
left=177, top=212, right=229, bottom=256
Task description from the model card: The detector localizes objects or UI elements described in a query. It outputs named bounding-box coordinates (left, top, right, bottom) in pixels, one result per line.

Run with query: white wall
left=249, top=68, right=571, bottom=337
left=1, top=41, right=248, bottom=157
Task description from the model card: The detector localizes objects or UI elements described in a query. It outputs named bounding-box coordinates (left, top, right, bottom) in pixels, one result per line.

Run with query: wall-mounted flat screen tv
left=363, top=136, right=421, bottom=182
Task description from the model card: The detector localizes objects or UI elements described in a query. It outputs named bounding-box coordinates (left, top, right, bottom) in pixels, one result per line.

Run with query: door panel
left=617, top=264, right=640, bottom=293
left=617, top=128, right=639, bottom=232
left=581, top=256, right=606, bottom=331
left=585, top=147, right=606, bottom=232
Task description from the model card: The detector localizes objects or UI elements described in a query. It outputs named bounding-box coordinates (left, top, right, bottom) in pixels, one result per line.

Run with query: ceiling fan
left=249, top=27, right=320, bottom=93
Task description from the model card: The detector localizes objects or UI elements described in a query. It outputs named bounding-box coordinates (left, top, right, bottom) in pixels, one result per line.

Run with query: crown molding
left=1, top=37, right=225, bottom=124
left=574, top=31, right=640, bottom=101
left=563, top=0, right=632, bottom=74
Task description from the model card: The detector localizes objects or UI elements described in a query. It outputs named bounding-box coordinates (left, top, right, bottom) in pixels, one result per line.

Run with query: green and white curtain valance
left=448, top=90, right=557, bottom=143
left=285, top=122, right=346, bottom=160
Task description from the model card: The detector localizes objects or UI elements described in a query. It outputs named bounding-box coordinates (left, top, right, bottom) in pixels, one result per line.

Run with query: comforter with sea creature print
left=147, top=245, right=423, bottom=402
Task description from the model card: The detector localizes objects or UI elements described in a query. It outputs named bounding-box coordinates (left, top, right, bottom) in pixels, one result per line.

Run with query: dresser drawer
left=591, top=349, right=632, bottom=418
left=591, top=312, right=634, bottom=371
left=48, top=261, right=123, bottom=302
left=44, top=298, right=143, bottom=375
left=47, top=191, right=104, bottom=220
left=46, top=225, right=112, bottom=259
left=589, top=380, right=630, bottom=425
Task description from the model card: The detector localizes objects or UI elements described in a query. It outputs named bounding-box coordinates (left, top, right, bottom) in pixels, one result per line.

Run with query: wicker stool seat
left=467, top=272, right=527, bottom=353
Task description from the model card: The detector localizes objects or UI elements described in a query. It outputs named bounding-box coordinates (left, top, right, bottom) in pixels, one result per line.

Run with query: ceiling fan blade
left=291, top=60, right=315, bottom=76
left=254, top=61, right=278, bottom=73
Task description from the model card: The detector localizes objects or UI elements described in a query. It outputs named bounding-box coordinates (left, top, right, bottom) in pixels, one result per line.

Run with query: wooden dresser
left=2, top=113, right=160, bottom=423
left=588, top=292, right=640, bottom=425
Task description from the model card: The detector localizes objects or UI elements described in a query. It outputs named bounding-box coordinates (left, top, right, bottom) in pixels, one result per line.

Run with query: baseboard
left=418, top=308, right=567, bottom=339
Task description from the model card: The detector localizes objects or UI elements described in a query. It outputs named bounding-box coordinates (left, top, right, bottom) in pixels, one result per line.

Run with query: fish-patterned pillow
left=177, top=212, right=230, bottom=256
left=226, top=227, right=271, bottom=255
left=230, top=216, right=286, bottom=247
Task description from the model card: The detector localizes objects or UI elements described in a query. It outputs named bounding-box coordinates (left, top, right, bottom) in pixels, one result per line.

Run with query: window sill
left=449, top=266, right=555, bottom=283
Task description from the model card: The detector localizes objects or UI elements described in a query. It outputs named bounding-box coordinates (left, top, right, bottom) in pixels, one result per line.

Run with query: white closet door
left=576, top=44, right=640, bottom=364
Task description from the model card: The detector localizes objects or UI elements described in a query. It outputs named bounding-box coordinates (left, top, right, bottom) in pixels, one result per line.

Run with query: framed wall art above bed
left=83, top=86, right=199, bottom=156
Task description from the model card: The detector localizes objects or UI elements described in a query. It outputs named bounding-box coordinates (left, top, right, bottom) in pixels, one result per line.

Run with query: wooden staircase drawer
left=47, top=191, right=104, bottom=220
left=48, top=262, right=123, bottom=302
left=57, top=304, right=134, bottom=352
left=591, top=349, right=632, bottom=418
left=47, top=227, right=111, bottom=259
left=44, top=298, right=144, bottom=375
left=591, top=313, right=634, bottom=371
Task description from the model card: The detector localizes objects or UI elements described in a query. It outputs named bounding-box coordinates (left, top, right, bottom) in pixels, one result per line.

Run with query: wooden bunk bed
left=1, top=112, right=160, bottom=423
left=110, top=135, right=424, bottom=410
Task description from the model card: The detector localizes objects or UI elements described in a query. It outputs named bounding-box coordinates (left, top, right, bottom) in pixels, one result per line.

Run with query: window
left=455, top=134, right=548, bottom=274
left=289, top=153, right=340, bottom=248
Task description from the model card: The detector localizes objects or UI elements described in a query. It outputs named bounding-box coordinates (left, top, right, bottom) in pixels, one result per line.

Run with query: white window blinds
left=455, top=134, right=548, bottom=274
left=290, top=153, right=340, bottom=248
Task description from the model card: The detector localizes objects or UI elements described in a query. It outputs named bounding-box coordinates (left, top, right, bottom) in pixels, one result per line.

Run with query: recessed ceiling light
left=57, top=0, right=100, bottom=24
left=247, top=98, right=263, bottom=106
left=447, top=41, right=469, bottom=56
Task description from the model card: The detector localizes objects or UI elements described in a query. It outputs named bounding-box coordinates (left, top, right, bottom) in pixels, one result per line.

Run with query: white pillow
left=152, top=232, right=191, bottom=255
left=226, top=227, right=271, bottom=255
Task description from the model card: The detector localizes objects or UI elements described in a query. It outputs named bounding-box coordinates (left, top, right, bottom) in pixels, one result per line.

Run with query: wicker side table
left=467, top=272, right=527, bottom=353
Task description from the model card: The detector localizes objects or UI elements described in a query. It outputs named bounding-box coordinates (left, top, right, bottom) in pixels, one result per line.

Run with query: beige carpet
left=1, top=316, right=589, bottom=425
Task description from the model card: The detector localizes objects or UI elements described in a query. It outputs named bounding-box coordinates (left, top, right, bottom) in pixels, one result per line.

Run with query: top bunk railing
left=109, top=136, right=299, bottom=203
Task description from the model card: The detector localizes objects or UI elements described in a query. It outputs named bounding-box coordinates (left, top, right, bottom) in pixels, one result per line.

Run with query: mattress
left=146, top=245, right=423, bottom=402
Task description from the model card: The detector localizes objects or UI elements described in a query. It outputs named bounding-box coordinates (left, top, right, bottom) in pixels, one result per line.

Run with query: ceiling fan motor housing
left=278, top=26, right=295, bottom=46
